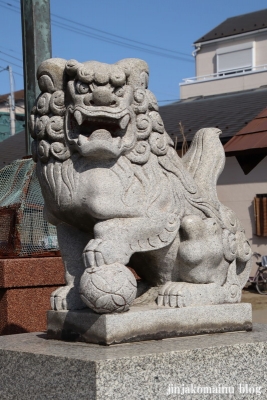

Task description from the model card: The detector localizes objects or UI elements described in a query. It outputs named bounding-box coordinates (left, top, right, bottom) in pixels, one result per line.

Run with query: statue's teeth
left=74, top=110, right=83, bottom=125
left=119, top=114, right=130, bottom=129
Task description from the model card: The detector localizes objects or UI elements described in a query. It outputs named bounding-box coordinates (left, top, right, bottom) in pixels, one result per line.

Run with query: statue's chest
left=72, top=167, right=145, bottom=219
left=78, top=168, right=123, bottom=199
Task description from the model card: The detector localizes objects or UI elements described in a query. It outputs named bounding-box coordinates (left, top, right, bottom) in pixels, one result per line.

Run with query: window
left=254, top=194, right=267, bottom=236
left=216, top=42, right=254, bottom=75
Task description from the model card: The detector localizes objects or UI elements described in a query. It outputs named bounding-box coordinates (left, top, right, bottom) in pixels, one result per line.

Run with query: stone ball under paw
left=79, top=263, right=137, bottom=314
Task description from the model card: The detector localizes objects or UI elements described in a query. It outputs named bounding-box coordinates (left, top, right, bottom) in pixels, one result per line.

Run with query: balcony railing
left=181, top=64, right=267, bottom=85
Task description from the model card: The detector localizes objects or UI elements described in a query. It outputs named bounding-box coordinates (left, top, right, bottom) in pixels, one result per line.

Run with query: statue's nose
left=92, top=87, right=117, bottom=106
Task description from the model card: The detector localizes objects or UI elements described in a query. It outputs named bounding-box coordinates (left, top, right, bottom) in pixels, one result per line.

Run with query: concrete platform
left=0, top=324, right=266, bottom=399
left=47, top=303, right=252, bottom=345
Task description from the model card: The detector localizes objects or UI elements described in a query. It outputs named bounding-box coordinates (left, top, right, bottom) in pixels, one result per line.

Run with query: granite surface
left=32, top=57, right=252, bottom=315
left=0, top=324, right=266, bottom=399
left=0, top=257, right=64, bottom=288
left=0, top=286, right=60, bottom=335
left=0, top=256, right=65, bottom=335
left=47, top=303, right=252, bottom=345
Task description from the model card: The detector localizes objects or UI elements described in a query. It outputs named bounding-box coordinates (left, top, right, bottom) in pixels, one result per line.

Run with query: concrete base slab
left=47, top=303, right=252, bottom=345
left=0, top=324, right=266, bottom=399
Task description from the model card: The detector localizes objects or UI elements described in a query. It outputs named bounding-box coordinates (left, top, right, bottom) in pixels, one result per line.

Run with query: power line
left=11, top=0, right=192, bottom=59
left=0, top=64, right=22, bottom=83
left=0, top=57, right=22, bottom=69
left=0, top=45, right=22, bottom=56
left=0, top=50, right=22, bottom=62
left=51, top=15, right=192, bottom=59
left=11, top=70, right=22, bottom=77
left=0, top=1, right=20, bottom=14
left=3, top=0, right=193, bottom=63
left=52, top=20, right=193, bottom=62
left=0, top=61, right=23, bottom=77
left=0, top=1, right=19, bottom=13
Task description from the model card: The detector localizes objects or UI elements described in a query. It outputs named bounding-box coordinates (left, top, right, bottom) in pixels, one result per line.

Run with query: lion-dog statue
left=31, top=58, right=252, bottom=313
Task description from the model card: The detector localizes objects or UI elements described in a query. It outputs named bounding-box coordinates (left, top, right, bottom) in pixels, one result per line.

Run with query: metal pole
left=8, top=66, right=16, bottom=136
left=21, top=0, right=52, bottom=155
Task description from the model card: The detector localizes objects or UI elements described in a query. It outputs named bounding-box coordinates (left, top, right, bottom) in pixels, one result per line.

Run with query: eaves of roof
left=0, top=89, right=24, bottom=104
left=159, top=87, right=267, bottom=146
left=223, top=107, right=267, bottom=174
left=224, top=108, right=267, bottom=153
left=194, top=9, right=267, bottom=44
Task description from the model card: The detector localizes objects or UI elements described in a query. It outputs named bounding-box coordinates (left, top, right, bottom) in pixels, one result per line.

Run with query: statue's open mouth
left=66, top=107, right=135, bottom=158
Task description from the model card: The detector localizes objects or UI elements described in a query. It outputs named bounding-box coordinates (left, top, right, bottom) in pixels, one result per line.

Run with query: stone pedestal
left=0, top=257, right=64, bottom=334
left=0, top=324, right=266, bottom=399
left=47, top=303, right=252, bottom=345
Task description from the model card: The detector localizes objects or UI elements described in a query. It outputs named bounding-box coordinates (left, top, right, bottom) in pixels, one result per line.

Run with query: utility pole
left=8, top=66, right=16, bottom=136
left=21, top=0, right=52, bottom=155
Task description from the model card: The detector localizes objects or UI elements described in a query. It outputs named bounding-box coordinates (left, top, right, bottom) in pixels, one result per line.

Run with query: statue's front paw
left=157, top=281, right=223, bottom=308
left=157, top=282, right=190, bottom=308
left=82, top=238, right=130, bottom=268
left=83, top=239, right=104, bottom=268
left=50, top=285, right=86, bottom=310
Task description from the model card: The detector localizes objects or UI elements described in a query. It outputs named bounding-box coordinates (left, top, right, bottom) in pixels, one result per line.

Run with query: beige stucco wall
left=195, top=30, right=267, bottom=77
left=217, top=156, right=267, bottom=273
left=181, top=31, right=267, bottom=99
left=195, top=42, right=217, bottom=77
left=0, top=101, right=24, bottom=114
left=254, top=32, right=267, bottom=66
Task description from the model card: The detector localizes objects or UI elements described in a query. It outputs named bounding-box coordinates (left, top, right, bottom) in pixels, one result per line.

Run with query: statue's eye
left=114, top=87, right=125, bottom=97
left=76, top=81, right=89, bottom=94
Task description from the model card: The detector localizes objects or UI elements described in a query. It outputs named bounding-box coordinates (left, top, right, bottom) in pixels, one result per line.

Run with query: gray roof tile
left=159, top=87, right=267, bottom=145
left=195, top=9, right=267, bottom=43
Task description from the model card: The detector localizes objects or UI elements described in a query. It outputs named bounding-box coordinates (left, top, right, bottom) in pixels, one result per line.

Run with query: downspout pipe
left=192, top=44, right=201, bottom=77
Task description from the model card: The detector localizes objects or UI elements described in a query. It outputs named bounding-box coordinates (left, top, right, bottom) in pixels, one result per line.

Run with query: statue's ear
left=115, top=58, right=149, bottom=89
left=37, top=58, right=67, bottom=93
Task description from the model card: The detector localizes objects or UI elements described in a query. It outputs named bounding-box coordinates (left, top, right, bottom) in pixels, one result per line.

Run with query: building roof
left=159, top=87, right=267, bottom=146
left=194, top=9, right=267, bottom=44
left=225, top=107, right=267, bottom=153
left=0, top=89, right=24, bottom=105
left=0, top=130, right=26, bottom=169
left=224, top=107, right=267, bottom=174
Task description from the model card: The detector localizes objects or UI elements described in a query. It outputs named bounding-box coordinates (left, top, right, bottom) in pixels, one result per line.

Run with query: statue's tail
left=182, top=128, right=225, bottom=210
left=158, top=128, right=224, bottom=223
left=182, top=127, right=253, bottom=270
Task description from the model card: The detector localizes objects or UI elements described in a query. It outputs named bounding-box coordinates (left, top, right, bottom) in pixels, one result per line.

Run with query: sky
left=0, top=0, right=266, bottom=105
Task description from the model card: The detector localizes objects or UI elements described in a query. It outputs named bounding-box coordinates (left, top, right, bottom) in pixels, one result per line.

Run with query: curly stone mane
left=30, top=58, right=179, bottom=209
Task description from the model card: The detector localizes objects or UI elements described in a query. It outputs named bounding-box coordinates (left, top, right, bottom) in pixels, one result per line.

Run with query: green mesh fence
left=0, top=158, right=59, bottom=257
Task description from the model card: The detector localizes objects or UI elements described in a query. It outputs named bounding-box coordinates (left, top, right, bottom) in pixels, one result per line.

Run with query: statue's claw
left=50, top=285, right=86, bottom=310
left=157, top=281, right=222, bottom=308
left=157, top=282, right=188, bottom=308
left=83, top=238, right=131, bottom=268
left=82, top=239, right=104, bottom=268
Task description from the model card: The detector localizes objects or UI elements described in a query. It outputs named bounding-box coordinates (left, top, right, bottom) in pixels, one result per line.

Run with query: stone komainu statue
left=31, top=58, right=252, bottom=313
